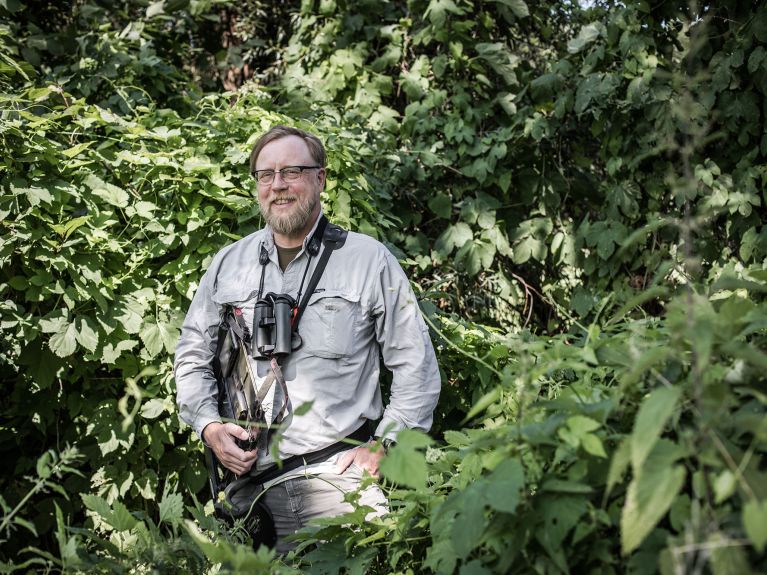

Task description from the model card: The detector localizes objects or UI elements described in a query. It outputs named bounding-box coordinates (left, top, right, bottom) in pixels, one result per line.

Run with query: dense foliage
left=1, top=0, right=766, bottom=573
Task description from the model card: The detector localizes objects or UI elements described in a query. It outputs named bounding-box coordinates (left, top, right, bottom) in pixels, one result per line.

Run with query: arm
left=337, top=249, right=441, bottom=476
left=174, top=267, right=257, bottom=475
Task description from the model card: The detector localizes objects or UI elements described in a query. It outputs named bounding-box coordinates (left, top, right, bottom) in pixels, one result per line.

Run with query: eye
left=282, top=168, right=302, bottom=179
left=256, top=170, right=275, bottom=182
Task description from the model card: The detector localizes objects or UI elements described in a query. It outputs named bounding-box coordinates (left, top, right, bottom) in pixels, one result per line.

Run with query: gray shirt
left=174, top=214, right=441, bottom=463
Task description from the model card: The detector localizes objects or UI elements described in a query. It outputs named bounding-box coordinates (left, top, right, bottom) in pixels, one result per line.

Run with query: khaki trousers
left=261, top=463, right=388, bottom=553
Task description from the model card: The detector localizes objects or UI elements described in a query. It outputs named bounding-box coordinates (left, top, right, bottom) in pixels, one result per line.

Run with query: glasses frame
left=252, top=165, right=322, bottom=186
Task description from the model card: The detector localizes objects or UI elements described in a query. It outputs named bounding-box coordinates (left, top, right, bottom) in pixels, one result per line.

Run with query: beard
left=259, top=191, right=319, bottom=237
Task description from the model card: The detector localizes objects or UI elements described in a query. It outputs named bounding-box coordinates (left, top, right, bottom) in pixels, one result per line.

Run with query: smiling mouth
left=271, top=197, right=296, bottom=207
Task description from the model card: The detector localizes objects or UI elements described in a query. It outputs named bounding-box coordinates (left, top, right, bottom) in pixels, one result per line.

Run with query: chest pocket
left=299, top=289, right=360, bottom=359
left=211, top=287, right=258, bottom=308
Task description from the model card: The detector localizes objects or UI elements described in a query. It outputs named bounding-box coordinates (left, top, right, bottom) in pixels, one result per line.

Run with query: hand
left=202, top=422, right=258, bottom=476
left=335, top=439, right=385, bottom=478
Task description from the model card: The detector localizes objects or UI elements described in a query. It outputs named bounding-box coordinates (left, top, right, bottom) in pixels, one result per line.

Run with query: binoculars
left=252, top=292, right=301, bottom=359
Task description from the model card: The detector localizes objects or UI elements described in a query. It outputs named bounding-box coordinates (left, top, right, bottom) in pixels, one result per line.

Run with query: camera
left=252, top=292, right=301, bottom=359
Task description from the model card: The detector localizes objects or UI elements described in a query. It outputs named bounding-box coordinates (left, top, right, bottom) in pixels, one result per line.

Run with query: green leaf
left=630, top=386, right=681, bottom=472
left=568, top=23, right=602, bottom=54
left=581, top=433, right=607, bottom=458
left=51, top=216, right=90, bottom=240
left=75, top=318, right=98, bottom=352
left=49, top=321, right=78, bottom=357
left=566, top=415, right=600, bottom=434
left=743, top=499, right=767, bottom=553
left=435, top=222, right=473, bottom=256
left=101, top=339, right=138, bottom=364
left=139, top=317, right=179, bottom=358
left=13, top=184, right=54, bottom=207
left=158, top=490, right=184, bottom=526
left=108, top=500, right=138, bottom=531
left=81, top=494, right=112, bottom=521
left=621, top=440, right=687, bottom=554
left=606, top=438, right=631, bottom=497
left=140, top=398, right=167, bottom=419
left=483, top=458, right=524, bottom=513
left=84, top=174, right=130, bottom=208
left=379, top=429, right=433, bottom=490
left=428, top=194, right=452, bottom=218
left=293, top=400, right=314, bottom=416
left=490, top=0, right=529, bottom=18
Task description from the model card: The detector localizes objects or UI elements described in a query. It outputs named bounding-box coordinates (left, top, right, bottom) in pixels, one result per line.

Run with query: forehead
left=255, top=135, right=313, bottom=168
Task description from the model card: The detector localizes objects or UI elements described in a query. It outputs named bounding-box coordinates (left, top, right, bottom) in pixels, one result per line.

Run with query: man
left=174, top=125, right=441, bottom=552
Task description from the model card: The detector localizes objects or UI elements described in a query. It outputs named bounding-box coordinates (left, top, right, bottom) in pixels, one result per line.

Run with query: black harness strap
left=292, top=220, right=348, bottom=329
left=250, top=423, right=369, bottom=485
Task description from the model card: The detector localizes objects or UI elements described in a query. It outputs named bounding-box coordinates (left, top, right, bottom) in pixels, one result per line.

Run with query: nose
left=271, top=171, right=288, bottom=191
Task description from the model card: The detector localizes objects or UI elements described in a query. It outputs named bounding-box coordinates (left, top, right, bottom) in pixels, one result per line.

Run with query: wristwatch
left=376, top=436, right=396, bottom=453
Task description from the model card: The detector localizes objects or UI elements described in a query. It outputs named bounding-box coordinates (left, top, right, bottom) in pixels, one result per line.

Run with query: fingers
left=335, top=444, right=384, bottom=478
left=335, top=448, right=356, bottom=474
left=209, top=423, right=258, bottom=475
left=223, top=422, right=250, bottom=441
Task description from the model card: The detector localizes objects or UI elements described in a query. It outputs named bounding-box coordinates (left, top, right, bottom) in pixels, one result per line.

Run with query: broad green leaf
left=75, top=318, right=98, bottom=352
left=428, top=194, right=452, bottom=218
left=49, top=321, right=77, bottom=357
left=379, top=430, right=432, bottom=490
left=566, top=415, right=600, bottom=435
left=490, top=0, right=529, bottom=18
left=743, top=499, right=767, bottom=553
left=140, top=398, right=167, bottom=419
left=435, top=223, right=473, bottom=256
left=581, top=433, right=607, bottom=458
left=606, top=438, right=631, bottom=497
left=158, top=490, right=184, bottom=526
left=61, top=141, right=93, bottom=158
left=568, top=22, right=602, bottom=54
left=484, top=458, right=524, bottom=513
left=84, top=174, right=130, bottom=208
left=451, top=484, right=486, bottom=559
left=13, top=185, right=54, bottom=207
left=108, top=500, right=138, bottom=531
left=621, top=440, right=687, bottom=554
left=51, top=216, right=90, bottom=239
left=81, top=494, right=112, bottom=521
left=630, top=386, right=681, bottom=472
left=101, top=339, right=138, bottom=364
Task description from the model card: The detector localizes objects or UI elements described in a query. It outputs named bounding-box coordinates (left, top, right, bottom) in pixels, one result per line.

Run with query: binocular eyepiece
left=253, top=292, right=300, bottom=359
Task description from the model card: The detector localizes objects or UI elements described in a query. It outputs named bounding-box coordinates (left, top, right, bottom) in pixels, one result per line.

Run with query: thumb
left=224, top=422, right=249, bottom=441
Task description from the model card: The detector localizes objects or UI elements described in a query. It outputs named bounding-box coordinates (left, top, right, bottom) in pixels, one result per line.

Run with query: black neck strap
left=293, top=216, right=347, bottom=330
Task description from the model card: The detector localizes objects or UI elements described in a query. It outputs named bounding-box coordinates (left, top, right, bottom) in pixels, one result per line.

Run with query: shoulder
left=206, top=227, right=267, bottom=276
left=341, top=231, right=394, bottom=260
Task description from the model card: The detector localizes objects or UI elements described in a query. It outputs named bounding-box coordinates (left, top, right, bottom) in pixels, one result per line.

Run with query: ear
left=317, top=167, right=326, bottom=187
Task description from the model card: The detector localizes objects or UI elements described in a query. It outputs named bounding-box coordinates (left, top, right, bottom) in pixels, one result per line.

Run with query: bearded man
left=174, top=125, right=441, bottom=552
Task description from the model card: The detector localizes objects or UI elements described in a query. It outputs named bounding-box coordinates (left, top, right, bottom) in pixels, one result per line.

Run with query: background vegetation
left=1, top=0, right=766, bottom=573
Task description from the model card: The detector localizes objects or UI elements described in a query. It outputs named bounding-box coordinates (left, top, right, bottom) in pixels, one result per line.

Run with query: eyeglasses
left=252, top=165, right=321, bottom=185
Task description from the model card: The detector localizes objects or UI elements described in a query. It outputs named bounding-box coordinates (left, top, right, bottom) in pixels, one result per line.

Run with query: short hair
left=249, top=125, right=327, bottom=175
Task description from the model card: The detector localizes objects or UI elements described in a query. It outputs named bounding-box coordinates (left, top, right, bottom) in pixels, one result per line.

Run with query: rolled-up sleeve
left=174, top=266, right=222, bottom=439
left=372, top=251, right=441, bottom=441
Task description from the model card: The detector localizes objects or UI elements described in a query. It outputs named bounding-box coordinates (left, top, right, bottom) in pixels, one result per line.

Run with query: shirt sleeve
left=372, top=249, right=441, bottom=442
left=174, top=265, right=223, bottom=440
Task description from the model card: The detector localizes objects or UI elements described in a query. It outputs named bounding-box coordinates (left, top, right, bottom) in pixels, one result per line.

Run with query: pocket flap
left=307, top=289, right=360, bottom=306
left=211, top=287, right=257, bottom=305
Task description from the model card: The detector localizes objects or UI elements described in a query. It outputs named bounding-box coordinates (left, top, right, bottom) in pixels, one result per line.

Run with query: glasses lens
left=257, top=170, right=275, bottom=184
left=282, top=168, right=302, bottom=181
